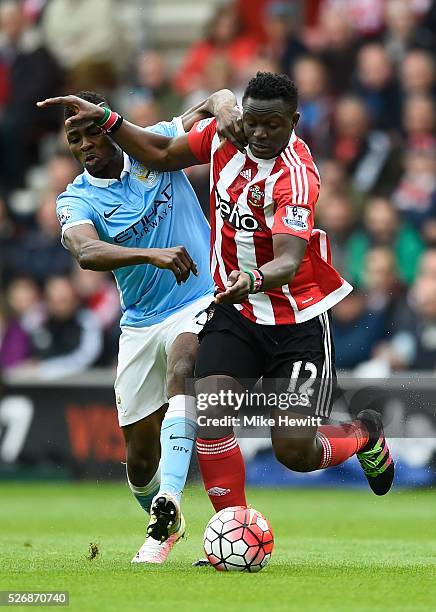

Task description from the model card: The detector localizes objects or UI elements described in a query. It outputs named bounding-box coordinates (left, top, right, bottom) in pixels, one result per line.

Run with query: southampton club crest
left=247, top=184, right=265, bottom=208
left=282, top=205, right=310, bottom=231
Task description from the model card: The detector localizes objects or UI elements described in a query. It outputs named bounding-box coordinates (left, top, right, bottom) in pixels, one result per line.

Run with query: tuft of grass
left=87, top=542, right=100, bottom=561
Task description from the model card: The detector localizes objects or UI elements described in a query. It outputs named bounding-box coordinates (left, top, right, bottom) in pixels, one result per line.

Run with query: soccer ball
left=203, top=506, right=274, bottom=572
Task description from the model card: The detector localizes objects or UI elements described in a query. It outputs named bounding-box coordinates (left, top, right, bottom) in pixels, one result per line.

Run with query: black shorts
left=195, top=304, right=336, bottom=418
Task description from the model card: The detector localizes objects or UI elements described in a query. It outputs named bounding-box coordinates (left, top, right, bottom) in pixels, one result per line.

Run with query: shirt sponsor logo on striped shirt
left=215, top=189, right=261, bottom=232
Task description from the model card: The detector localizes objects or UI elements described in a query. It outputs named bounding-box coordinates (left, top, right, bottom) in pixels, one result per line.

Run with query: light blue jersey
left=57, top=118, right=213, bottom=328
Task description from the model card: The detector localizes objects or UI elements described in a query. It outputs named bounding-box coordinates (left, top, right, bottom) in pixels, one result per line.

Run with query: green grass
left=1, top=483, right=435, bottom=611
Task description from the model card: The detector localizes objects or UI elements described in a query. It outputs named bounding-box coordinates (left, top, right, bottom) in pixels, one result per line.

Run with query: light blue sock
left=127, top=464, right=160, bottom=514
left=159, top=395, right=198, bottom=504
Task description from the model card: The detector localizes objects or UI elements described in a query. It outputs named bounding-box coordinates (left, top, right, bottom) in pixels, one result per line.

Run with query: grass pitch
left=1, top=483, right=435, bottom=611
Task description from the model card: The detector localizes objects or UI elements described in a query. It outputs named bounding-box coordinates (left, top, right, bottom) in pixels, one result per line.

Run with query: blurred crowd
left=0, top=0, right=436, bottom=378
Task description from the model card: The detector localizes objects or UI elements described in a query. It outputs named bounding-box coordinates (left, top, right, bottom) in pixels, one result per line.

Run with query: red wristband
left=251, top=268, right=264, bottom=293
left=99, top=110, right=123, bottom=133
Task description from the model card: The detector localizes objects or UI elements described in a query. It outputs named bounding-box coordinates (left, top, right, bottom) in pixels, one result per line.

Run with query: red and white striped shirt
left=188, top=118, right=352, bottom=325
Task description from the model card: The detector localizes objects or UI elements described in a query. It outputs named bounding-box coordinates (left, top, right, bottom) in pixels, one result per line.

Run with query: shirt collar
left=84, top=152, right=131, bottom=187
left=246, top=131, right=297, bottom=166
left=246, top=147, right=277, bottom=166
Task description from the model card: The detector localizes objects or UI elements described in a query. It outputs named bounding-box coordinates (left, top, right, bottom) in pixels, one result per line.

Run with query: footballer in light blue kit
left=57, top=119, right=212, bottom=329
left=52, top=90, right=238, bottom=564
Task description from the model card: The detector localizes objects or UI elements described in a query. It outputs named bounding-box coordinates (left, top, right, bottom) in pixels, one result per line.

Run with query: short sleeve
left=271, top=169, right=319, bottom=242
left=187, top=117, right=217, bottom=163
left=146, top=116, right=185, bottom=138
left=56, top=192, right=95, bottom=246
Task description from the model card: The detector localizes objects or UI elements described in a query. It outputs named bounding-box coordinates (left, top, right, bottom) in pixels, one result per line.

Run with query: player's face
left=66, top=122, right=122, bottom=176
left=242, top=97, right=299, bottom=159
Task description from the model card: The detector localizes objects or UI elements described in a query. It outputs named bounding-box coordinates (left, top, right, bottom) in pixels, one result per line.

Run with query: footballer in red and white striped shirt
left=187, top=111, right=352, bottom=325
left=187, top=73, right=392, bottom=507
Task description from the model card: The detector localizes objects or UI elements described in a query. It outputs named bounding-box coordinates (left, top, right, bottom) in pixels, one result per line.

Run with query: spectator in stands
left=134, top=50, right=182, bottom=121
left=317, top=6, right=359, bottom=95
left=183, top=55, right=235, bottom=109
left=71, top=266, right=120, bottom=366
left=422, top=0, right=436, bottom=32
left=400, top=50, right=436, bottom=98
left=6, top=276, right=44, bottom=335
left=332, top=291, right=388, bottom=369
left=45, top=152, right=79, bottom=195
left=125, top=95, right=160, bottom=129
left=0, top=197, right=14, bottom=284
left=42, top=0, right=130, bottom=91
left=237, top=55, right=280, bottom=98
left=22, top=0, right=48, bottom=24
left=71, top=266, right=119, bottom=331
left=0, top=53, right=8, bottom=109
left=292, top=55, right=331, bottom=156
left=173, top=2, right=258, bottom=96
left=392, top=137, right=436, bottom=232
left=420, top=245, right=436, bottom=279
left=422, top=192, right=436, bottom=246
left=317, top=159, right=366, bottom=211
left=383, top=0, right=436, bottom=66
left=317, top=193, right=356, bottom=275
left=402, top=94, right=436, bottom=145
left=352, top=43, right=402, bottom=132
left=346, top=197, right=424, bottom=287
left=332, top=245, right=404, bottom=370
left=6, top=191, right=73, bottom=283
left=235, top=0, right=303, bottom=44
left=320, top=0, right=385, bottom=39
left=319, top=159, right=348, bottom=195
left=0, top=296, right=30, bottom=369
left=0, top=0, right=62, bottom=189
left=261, top=1, right=307, bottom=74
left=375, top=249, right=436, bottom=370
left=29, top=276, right=102, bottom=379
left=362, top=246, right=405, bottom=335
left=331, top=96, right=402, bottom=195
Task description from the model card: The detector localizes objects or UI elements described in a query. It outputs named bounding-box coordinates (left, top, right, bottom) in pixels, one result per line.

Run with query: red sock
left=196, top=434, right=247, bottom=512
left=317, top=421, right=369, bottom=468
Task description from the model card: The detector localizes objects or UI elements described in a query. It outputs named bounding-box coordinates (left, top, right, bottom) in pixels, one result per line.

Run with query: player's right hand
left=37, top=95, right=105, bottom=128
left=146, top=246, right=198, bottom=284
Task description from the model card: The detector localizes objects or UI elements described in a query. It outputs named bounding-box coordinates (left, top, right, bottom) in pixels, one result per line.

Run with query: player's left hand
left=216, top=105, right=247, bottom=153
left=215, top=270, right=251, bottom=304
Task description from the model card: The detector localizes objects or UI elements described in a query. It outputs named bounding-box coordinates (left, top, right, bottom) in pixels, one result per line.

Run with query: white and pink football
left=203, top=506, right=274, bottom=572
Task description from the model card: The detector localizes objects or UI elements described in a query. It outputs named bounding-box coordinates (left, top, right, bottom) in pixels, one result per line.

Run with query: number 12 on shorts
left=286, top=361, right=318, bottom=397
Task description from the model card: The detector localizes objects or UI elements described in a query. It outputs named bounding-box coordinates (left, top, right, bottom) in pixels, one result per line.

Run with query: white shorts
left=114, top=295, right=213, bottom=426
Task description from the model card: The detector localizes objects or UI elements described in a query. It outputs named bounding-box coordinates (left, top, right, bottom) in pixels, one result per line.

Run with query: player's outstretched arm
left=37, top=89, right=244, bottom=170
left=215, top=234, right=307, bottom=304
left=64, top=224, right=197, bottom=285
